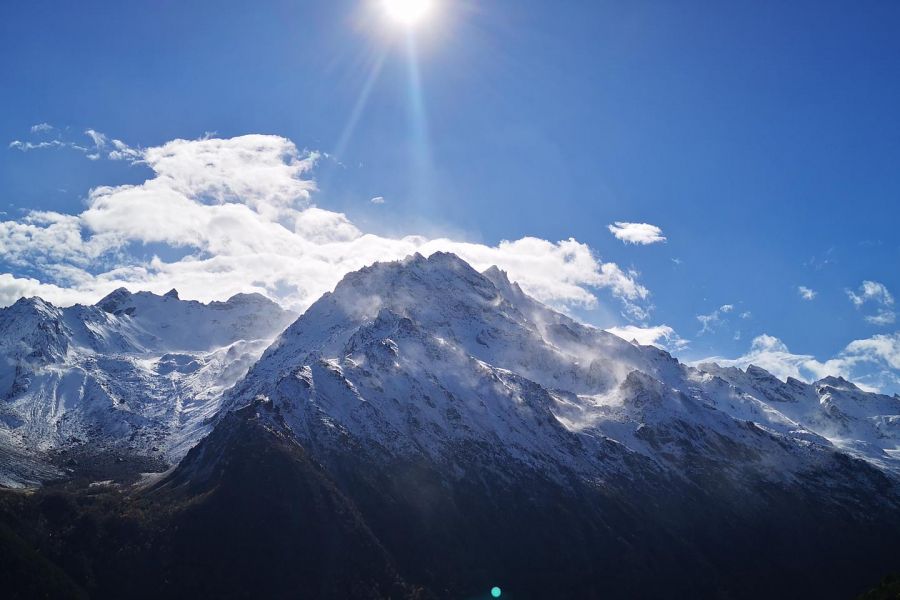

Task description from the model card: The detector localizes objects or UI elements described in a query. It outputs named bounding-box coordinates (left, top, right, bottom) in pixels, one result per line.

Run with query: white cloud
left=798, top=286, right=817, bottom=301
left=108, top=139, right=141, bottom=161
left=9, top=126, right=108, bottom=157
left=607, top=221, right=666, bottom=245
left=84, top=129, right=107, bottom=148
left=702, top=332, right=900, bottom=394
left=866, top=309, right=896, bottom=326
left=0, top=134, right=652, bottom=319
left=0, top=273, right=94, bottom=308
left=847, top=280, right=895, bottom=326
left=606, top=324, right=687, bottom=351
left=847, top=280, right=894, bottom=307
left=703, top=334, right=837, bottom=384
left=9, top=139, right=67, bottom=151
left=370, top=196, right=385, bottom=204
left=697, top=304, right=735, bottom=335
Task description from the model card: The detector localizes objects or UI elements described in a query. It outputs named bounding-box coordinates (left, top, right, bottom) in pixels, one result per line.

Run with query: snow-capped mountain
left=0, top=288, right=294, bottom=486
left=3, top=252, right=900, bottom=598
left=153, top=252, right=900, bottom=599
left=222, top=252, right=900, bottom=482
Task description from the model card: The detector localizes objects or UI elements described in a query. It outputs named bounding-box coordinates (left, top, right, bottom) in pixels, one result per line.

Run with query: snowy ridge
left=2, top=252, right=899, bottom=489
left=0, top=289, right=294, bottom=486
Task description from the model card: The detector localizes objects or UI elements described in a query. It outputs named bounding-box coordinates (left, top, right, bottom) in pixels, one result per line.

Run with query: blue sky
left=2, top=0, right=899, bottom=392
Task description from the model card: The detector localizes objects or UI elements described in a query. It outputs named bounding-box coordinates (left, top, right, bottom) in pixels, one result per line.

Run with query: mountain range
left=1, top=252, right=899, bottom=599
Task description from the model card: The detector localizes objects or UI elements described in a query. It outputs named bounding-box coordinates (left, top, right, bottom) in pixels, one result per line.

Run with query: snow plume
left=0, top=134, right=651, bottom=317
left=606, top=324, right=687, bottom=351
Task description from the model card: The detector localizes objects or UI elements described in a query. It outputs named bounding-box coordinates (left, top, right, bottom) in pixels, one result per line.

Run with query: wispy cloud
left=8, top=124, right=138, bottom=162
left=9, top=139, right=68, bottom=151
left=847, top=280, right=895, bottom=325
left=370, top=196, right=385, bottom=204
left=607, top=221, right=666, bottom=245
left=697, top=304, right=736, bottom=335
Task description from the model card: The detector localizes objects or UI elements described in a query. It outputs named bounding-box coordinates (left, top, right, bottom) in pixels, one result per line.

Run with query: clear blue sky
left=2, top=0, right=899, bottom=390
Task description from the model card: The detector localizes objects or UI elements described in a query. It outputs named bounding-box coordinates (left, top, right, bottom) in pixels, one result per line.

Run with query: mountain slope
left=0, top=289, right=294, bottom=487
left=200, top=252, right=900, bottom=598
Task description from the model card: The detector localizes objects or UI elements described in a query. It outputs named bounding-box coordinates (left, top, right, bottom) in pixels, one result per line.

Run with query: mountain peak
left=481, top=264, right=524, bottom=297
left=223, top=292, right=278, bottom=306
left=746, top=364, right=777, bottom=380
left=164, top=288, right=180, bottom=300
left=96, top=287, right=133, bottom=313
left=815, top=375, right=859, bottom=391
left=8, top=295, right=56, bottom=312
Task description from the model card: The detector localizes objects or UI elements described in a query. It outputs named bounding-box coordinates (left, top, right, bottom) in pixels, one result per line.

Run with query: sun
left=383, top=0, right=434, bottom=26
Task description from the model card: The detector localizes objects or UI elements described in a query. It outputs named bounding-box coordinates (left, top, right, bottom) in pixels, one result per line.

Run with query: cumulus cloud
left=705, top=334, right=832, bottom=383
left=606, top=324, right=687, bottom=351
left=0, top=273, right=93, bottom=308
left=798, top=286, right=817, bottom=301
left=0, top=134, right=652, bottom=319
left=847, top=280, right=895, bottom=325
left=702, top=332, right=900, bottom=394
left=607, top=222, right=666, bottom=245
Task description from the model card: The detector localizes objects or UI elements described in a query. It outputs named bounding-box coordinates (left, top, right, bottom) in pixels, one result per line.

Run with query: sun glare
left=383, top=0, right=434, bottom=26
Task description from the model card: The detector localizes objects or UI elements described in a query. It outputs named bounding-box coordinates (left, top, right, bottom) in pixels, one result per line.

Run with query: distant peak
left=482, top=265, right=509, bottom=283
left=746, top=364, right=776, bottom=379
left=815, top=375, right=859, bottom=391
left=97, top=287, right=131, bottom=304
left=225, top=292, right=276, bottom=305
left=785, top=376, right=807, bottom=388
left=9, top=295, right=55, bottom=312
left=97, top=287, right=135, bottom=314
left=481, top=265, right=525, bottom=298
left=425, top=251, right=464, bottom=264
left=164, top=289, right=180, bottom=300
